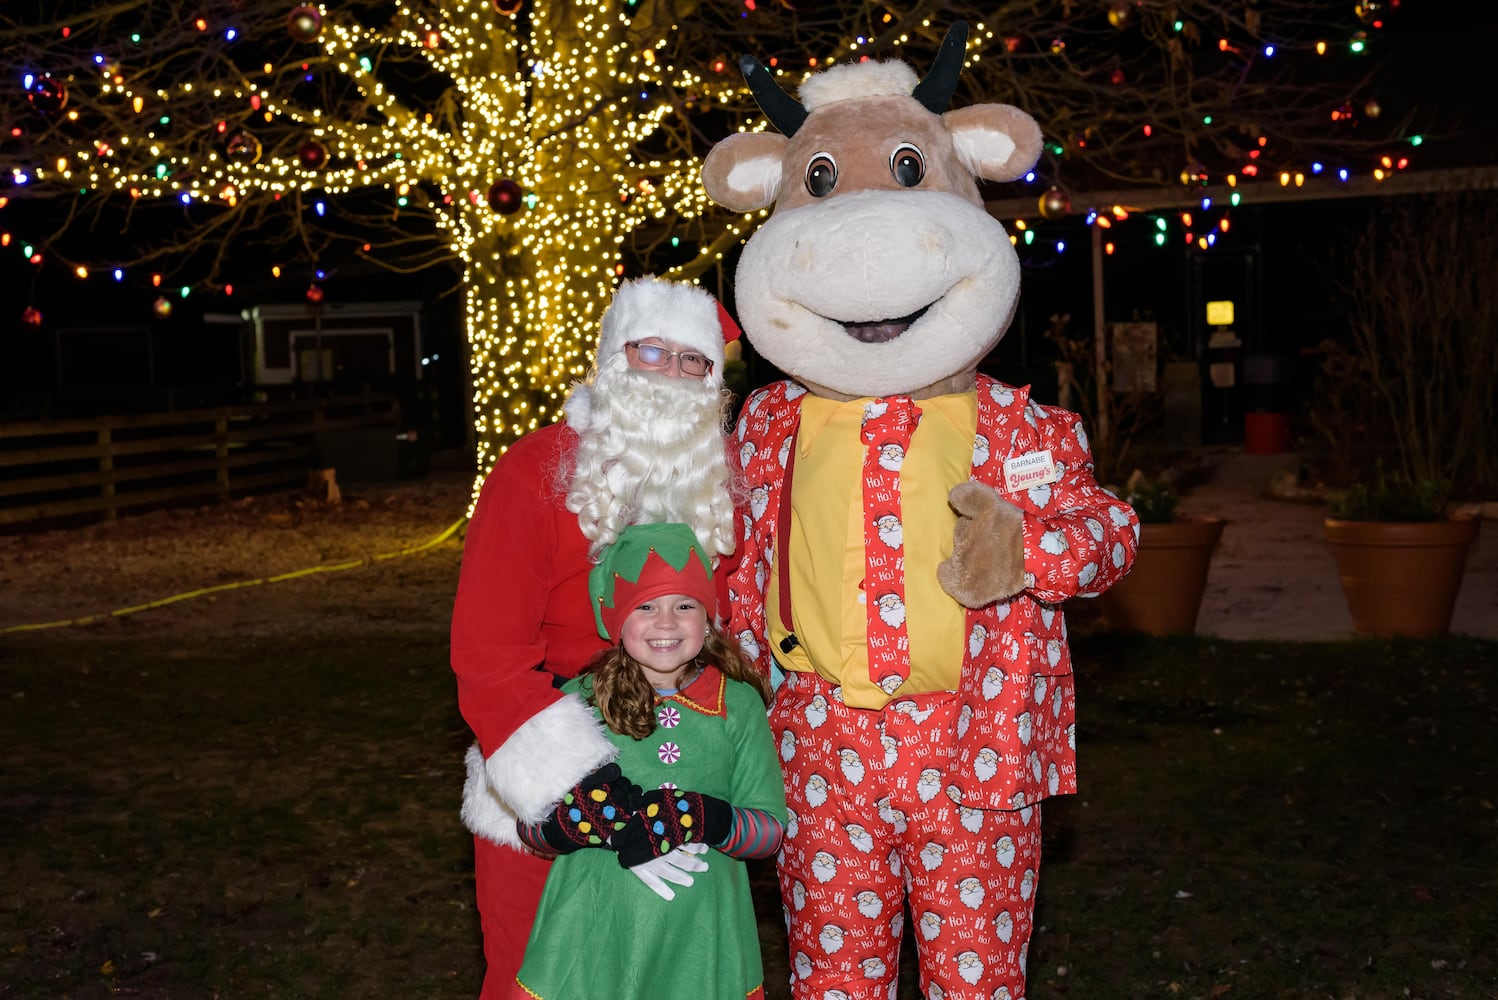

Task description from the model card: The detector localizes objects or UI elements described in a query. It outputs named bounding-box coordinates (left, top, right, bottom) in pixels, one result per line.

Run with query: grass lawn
left=2, top=630, right=1494, bottom=999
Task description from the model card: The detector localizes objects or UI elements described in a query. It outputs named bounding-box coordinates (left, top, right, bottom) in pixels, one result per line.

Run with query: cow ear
left=702, top=132, right=787, bottom=214
left=944, top=104, right=1043, bottom=184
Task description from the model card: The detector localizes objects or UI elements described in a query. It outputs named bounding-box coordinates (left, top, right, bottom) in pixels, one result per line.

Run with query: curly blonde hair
left=581, top=627, right=774, bottom=740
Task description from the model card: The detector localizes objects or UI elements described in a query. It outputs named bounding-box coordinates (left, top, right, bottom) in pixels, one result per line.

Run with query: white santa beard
left=565, top=364, right=736, bottom=561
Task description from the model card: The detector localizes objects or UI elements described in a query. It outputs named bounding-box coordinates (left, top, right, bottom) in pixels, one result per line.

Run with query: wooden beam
left=986, top=166, right=1498, bottom=221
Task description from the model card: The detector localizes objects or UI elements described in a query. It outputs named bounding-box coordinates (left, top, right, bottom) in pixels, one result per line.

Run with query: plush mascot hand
left=614, top=788, right=732, bottom=868
left=937, top=481, right=1027, bottom=608
left=529, top=763, right=638, bottom=854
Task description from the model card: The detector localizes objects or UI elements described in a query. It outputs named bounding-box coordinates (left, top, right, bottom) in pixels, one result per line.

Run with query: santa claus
left=450, top=275, right=740, bottom=999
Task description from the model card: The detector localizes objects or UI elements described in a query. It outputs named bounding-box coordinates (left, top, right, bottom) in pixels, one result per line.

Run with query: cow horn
left=911, top=21, right=969, bottom=114
left=739, top=54, right=808, bottom=137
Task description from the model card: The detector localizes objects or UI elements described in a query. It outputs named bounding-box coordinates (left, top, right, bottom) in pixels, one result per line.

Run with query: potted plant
left=1099, top=472, right=1226, bottom=636
left=1322, top=471, right=1480, bottom=639
left=1309, top=192, right=1494, bottom=638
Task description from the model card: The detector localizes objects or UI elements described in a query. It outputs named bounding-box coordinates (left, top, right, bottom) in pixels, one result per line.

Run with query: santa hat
left=589, top=522, right=716, bottom=641
left=595, top=276, right=740, bottom=385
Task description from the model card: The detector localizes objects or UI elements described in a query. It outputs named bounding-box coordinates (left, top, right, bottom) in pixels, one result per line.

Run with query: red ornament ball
left=306, top=284, right=325, bottom=304
left=26, top=75, right=69, bottom=115
left=21, top=306, right=44, bottom=327
left=1109, top=68, right=1127, bottom=86
left=224, top=128, right=263, bottom=165
left=297, top=139, right=328, bottom=170
left=286, top=5, right=323, bottom=43
left=1038, top=187, right=1071, bottom=220
left=491, top=0, right=523, bottom=13
left=486, top=179, right=524, bottom=215
left=152, top=297, right=173, bottom=319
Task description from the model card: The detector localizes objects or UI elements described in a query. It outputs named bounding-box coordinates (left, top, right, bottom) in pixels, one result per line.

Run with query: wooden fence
left=0, top=393, right=400, bottom=527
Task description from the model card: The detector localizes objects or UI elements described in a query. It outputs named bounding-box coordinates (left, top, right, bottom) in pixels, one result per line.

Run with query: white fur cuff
left=459, top=694, right=617, bottom=846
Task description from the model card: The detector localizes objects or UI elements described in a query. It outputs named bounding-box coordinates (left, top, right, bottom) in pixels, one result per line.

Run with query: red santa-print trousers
left=769, top=670, right=1043, bottom=1000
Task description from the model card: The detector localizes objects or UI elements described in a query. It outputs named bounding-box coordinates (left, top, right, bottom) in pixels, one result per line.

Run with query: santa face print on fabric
left=620, top=594, right=709, bottom=690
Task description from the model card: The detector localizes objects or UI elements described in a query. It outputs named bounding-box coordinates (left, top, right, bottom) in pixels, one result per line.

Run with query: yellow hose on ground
left=0, top=516, right=467, bottom=635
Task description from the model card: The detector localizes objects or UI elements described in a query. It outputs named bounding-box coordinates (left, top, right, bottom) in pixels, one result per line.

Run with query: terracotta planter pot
left=1323, top=517, right=1481, bottom=638
left=1101, top=517, right=1226, bottom=636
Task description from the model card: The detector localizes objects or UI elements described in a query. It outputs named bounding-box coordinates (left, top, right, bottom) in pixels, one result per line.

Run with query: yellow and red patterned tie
left=859, top=396, right=922, bottom=694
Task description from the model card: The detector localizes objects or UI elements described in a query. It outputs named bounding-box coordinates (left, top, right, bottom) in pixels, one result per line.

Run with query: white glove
left=627, top=841, right=710, bottom=901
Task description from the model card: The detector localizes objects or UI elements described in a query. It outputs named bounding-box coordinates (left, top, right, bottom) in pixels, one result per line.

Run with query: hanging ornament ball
left=223, top=128, right=263, bottom=165
left=486, top=179, right=524, bottom=215
left=1049, top=37, right=1067, bottom=54
left=296, top=139, right=328, bottom=170
left=21, top=306, right=44, bottom=327
left=1363, top=99, right=1382, bottom=119
left=1038, top=187, right=1071, bottom=220
left=306, top=284, right=325, bottom=304
left=1354, top=0, right=1385, bottom=24
left=1106, top=2, right=1133, bottom=29
left=286, top=5, right=323, bottom=43
left=25, top=75, right=69, bottom=115
left=152, top=297, right=173, bottom=319
left=1109, top=68, right=1127, bottom=86
left=491, top=0, right=523, bottom=13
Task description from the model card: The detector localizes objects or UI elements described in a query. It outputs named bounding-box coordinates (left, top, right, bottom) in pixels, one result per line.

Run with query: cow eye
left=805, top=154, right=838, bottom=198
left=890, top=143, right=926, bottom=187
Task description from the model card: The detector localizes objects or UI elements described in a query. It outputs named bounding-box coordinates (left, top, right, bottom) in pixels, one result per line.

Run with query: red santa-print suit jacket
left=727, top=374, right=1139, bottom=812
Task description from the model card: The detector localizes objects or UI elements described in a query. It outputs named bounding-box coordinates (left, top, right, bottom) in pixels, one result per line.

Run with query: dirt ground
left=0, top=462, right=473, bottom=641
left=3, top=447, right=1493, bottom=642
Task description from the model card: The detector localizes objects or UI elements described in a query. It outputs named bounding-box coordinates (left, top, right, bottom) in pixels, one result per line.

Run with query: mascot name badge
left=1002, top=449, right=1060, bottom=493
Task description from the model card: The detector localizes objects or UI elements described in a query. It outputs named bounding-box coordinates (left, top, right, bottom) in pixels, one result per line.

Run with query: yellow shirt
left=768, top=392, right=975, bottom=709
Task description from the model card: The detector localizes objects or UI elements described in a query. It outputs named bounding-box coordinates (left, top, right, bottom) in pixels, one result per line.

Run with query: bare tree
left=1, top=0, right=1416, bottom=472
left=1311, top=190, right=1498, bottom=506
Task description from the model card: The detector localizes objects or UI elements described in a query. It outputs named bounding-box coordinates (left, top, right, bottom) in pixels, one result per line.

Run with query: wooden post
left=1091, top=224, right=1109, bottom=452
left=215, top=413, right=230, bottom=501
left=98, top=421, right=116, bottom=522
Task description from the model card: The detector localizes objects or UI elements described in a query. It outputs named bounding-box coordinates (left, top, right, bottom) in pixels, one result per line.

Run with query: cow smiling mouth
left=843, top=305, right=931, bottom=344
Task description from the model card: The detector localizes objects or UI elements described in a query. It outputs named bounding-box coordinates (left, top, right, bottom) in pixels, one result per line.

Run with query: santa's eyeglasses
left=624, top=341, right=714, bottom=376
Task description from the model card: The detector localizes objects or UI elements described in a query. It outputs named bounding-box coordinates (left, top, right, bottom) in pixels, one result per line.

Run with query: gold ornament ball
left=1039, top=187, right=1071, bottom=219
left=1363, top=100, right=1382, bottom=119
left=224, top=129, right=262, bottom=165
left=153, top=297, right=173, bottom=319
left=286, top=5, right=323, bottom=43
left=1107, top=3, right=1133, bottom=29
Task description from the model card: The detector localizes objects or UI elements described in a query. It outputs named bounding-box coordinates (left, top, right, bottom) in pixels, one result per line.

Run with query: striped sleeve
left=716, top=805, right=785, bottom=859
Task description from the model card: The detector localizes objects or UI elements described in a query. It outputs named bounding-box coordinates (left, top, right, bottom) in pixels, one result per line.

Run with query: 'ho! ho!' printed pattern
left=727, top=374, right=1139, bottom=811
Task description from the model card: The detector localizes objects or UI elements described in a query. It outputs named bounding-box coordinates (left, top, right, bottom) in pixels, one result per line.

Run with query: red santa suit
left=727, top=374, right=1139, bottom=999
left=451, top=421, right=615, bottom=998
left=450, top=275, right=742, bottom=1000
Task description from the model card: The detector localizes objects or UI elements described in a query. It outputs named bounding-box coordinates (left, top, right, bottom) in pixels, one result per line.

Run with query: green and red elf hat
left=589, top=523, right=717, bottom=641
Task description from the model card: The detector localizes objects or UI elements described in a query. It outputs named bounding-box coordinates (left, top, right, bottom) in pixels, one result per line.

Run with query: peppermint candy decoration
left=657, top=741, right=682, bottom=765
left=657, top=705, right=682, bottom=729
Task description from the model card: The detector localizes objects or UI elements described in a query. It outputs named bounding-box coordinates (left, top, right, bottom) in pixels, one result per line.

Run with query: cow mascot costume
left=703, top=23, right=1139, bottom=1000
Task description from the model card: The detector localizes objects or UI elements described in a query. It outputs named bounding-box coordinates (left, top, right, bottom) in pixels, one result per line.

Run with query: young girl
left=514, top=522, right=787, bottom=1000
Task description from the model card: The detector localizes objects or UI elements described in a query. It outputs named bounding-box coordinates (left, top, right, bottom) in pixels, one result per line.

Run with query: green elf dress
left=515, top=665, right=788, bottom=1000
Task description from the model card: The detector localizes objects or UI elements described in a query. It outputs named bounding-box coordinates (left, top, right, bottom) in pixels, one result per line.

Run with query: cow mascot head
left=702, top=22, right=1041, bottom=402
